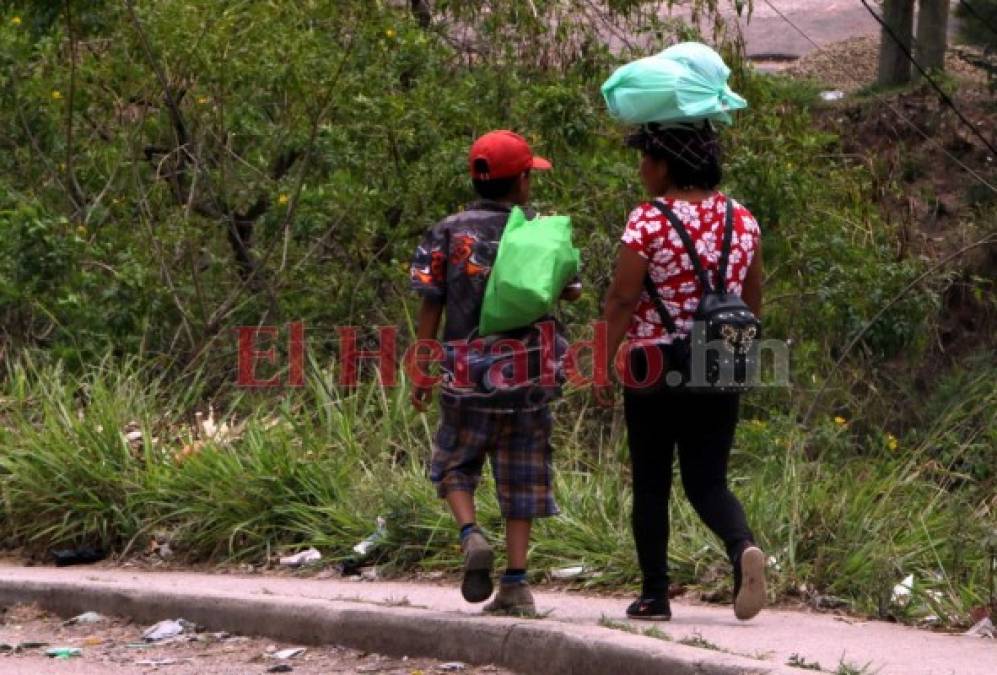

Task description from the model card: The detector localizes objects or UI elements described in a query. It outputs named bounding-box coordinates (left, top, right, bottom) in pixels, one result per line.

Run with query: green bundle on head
left=601, top=42, right=747, bottom=126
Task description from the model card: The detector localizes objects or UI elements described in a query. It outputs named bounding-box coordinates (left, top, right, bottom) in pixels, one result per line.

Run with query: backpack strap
left=651, top=200, right=714, bottom=294
left=643, top=275, right=679, bottom=334
left=716, top=195, right=735, bottom=297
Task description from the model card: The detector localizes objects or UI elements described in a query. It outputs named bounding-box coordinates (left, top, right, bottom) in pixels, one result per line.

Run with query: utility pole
left=915, top=0, right=951, bottom=76
left=878, top=0, right=917, bottom=86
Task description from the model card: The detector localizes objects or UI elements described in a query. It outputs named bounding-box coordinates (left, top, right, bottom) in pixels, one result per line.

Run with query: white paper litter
left=270, top=647, right=306, bottom=660
left=891, top=574, right=914, bottom=606
left=63, top=611, right=105, bottom=626
left=142, top=619, right=195, bottom=642
left=964, top=617, right=995, bottom=639
left=279, top=548, right=321, bottom=567
left=550, top=566, right=585, bottom=580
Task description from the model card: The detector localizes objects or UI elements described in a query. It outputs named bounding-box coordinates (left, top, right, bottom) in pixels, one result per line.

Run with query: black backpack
left=631, top=196, right=761, bottom=394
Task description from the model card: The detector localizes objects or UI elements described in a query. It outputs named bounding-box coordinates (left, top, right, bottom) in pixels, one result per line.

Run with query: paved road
left=1, top=565, right=993, bottom=675
left=723, top=0, right=880, bottom=57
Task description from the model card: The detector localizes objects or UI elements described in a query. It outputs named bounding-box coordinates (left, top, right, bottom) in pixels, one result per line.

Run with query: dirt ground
left=786, top=35, right=990, bottom=92
left=0, top=604, right=512, bottom=675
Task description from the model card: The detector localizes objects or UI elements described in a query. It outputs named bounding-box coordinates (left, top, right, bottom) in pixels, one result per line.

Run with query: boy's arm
left=411, top=297, right=444, bottom=412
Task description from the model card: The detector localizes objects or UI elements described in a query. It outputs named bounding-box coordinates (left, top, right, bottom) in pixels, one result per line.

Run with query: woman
left=595, top=121, right=766, bottom=621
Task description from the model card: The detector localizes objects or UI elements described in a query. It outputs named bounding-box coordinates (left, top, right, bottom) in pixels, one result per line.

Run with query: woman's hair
left=626, top=122, right=723, bottom=190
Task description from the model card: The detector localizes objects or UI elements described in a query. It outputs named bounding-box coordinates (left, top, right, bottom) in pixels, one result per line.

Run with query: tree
left=915, top=0, right=951, bottom=77
left=878, top=0, right=917, bottom=86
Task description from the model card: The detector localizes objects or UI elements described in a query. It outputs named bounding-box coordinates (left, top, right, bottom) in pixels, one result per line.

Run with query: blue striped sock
left=502, top=568, right=527, bottom=584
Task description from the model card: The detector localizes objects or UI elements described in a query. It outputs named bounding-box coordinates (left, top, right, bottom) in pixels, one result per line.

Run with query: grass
left=834, top=659, right=875, bottom=675
left=788, top=653, right=823, bottom=671
left=678, top=632, right=723, bottom=651
left=597, top=615, right=637, bottom=633
left=641, top=626, right=672, bottom=641
left=0, top=356, right=993, bottom=630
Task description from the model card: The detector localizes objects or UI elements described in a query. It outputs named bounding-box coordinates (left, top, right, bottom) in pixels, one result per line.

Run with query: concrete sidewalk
left=0, top=564, right=992, bottom=674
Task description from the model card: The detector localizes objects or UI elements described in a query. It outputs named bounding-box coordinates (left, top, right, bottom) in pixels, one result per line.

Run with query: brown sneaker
left=483, top=579, right=536, bottom=617
left=460, top=529, right=494, bottom=603
left=733, top=545, right=766, bottom=621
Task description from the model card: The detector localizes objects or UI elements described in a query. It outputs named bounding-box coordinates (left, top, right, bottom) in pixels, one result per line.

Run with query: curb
left=0, top=577, right=793, bottom=675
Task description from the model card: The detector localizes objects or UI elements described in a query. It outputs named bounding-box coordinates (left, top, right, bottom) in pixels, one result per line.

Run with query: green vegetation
left=0, top=0, right=993, bottom=631
left=787, top=653, right=823, bottom=671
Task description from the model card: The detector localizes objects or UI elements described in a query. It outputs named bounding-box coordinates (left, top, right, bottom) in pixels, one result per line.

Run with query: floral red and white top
left=621, top=193, right=761, bottom=344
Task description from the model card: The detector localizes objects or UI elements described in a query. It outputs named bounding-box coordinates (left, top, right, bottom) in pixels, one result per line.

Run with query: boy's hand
left=411, top=385, right=433, bottom=412
left=560, top=284, right=582, bottom=302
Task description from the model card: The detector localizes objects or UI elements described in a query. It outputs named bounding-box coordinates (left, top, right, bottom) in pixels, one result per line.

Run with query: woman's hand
left=593, top=382, right=616, bottom=408
left=599, top=245, right=648, bottom=404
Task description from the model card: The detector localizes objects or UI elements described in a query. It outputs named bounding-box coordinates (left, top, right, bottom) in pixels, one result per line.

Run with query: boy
left=409, top=130, right=581, bottom=616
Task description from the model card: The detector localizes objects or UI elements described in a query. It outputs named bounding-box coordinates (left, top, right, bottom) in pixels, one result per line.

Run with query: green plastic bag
left=479, top=207, right=580, bottom=336
left=601, top=42, right=747, bottom=126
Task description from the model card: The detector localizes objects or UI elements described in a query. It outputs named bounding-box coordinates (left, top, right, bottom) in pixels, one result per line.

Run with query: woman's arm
left=742, top=240, right=763, bottom=317
left=596, top=246, right=648, bottom=405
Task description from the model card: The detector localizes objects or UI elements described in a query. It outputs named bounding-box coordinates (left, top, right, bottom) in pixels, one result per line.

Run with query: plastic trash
left=2, top=641, right=49, bottom=652
left=271, top=647, right=306, bottom=660
left=438, top=663, right=467, bottom=672
left=46, top=647, right=82, bottom=659
left=0, top=644, right=29, bottom=654
left=602, top=42, right=747, bottom=126
left=550, top=566, right=585, bottom=580
left=811, top=594, right=850, bottom=610
left=353, top=517, right=388, bottom=557
left=51, top=546, right=106, bottom=567
left=142, top=618, right=197, bottom=642
left=964, top=617, right=995, bottom=638
left=479, top=208, right=579, bottom=336
left=279, top=548, right=322, bottom=567
left=891, top=574, right=914, bottom=606
left=18, top=641, right=49, bottom=650
left=820, top=90, right=846, bottom=102
left=64, top=611, right=106, bottom=626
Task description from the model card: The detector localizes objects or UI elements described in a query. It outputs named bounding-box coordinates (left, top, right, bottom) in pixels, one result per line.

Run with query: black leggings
left=623, top=387, right=754, bottom=598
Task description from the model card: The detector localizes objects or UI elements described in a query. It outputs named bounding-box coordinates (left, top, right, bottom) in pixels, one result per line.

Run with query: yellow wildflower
left=278, top=194, right=289, bottom=206
left=886, top=433, right=899, bottom=451
left=196, top=96, right=209, bottom=105
left=833, top=416, right=847, bottom=427
left=385, top=28, right=397, bottom=39
left=51, top=90, right=63, bottom=101
left=11, top=16, right=22, bottom=26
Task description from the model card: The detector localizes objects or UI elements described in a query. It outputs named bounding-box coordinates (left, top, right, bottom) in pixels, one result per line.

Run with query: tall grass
left=0, top=356, right=992, bottom=626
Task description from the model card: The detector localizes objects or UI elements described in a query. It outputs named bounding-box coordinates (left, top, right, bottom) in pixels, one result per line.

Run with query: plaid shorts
left=430, top=403, right=559, bottom=519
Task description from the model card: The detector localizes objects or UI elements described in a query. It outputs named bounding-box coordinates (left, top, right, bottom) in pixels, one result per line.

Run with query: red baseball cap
left=468, top=130, right=552, bottom=180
